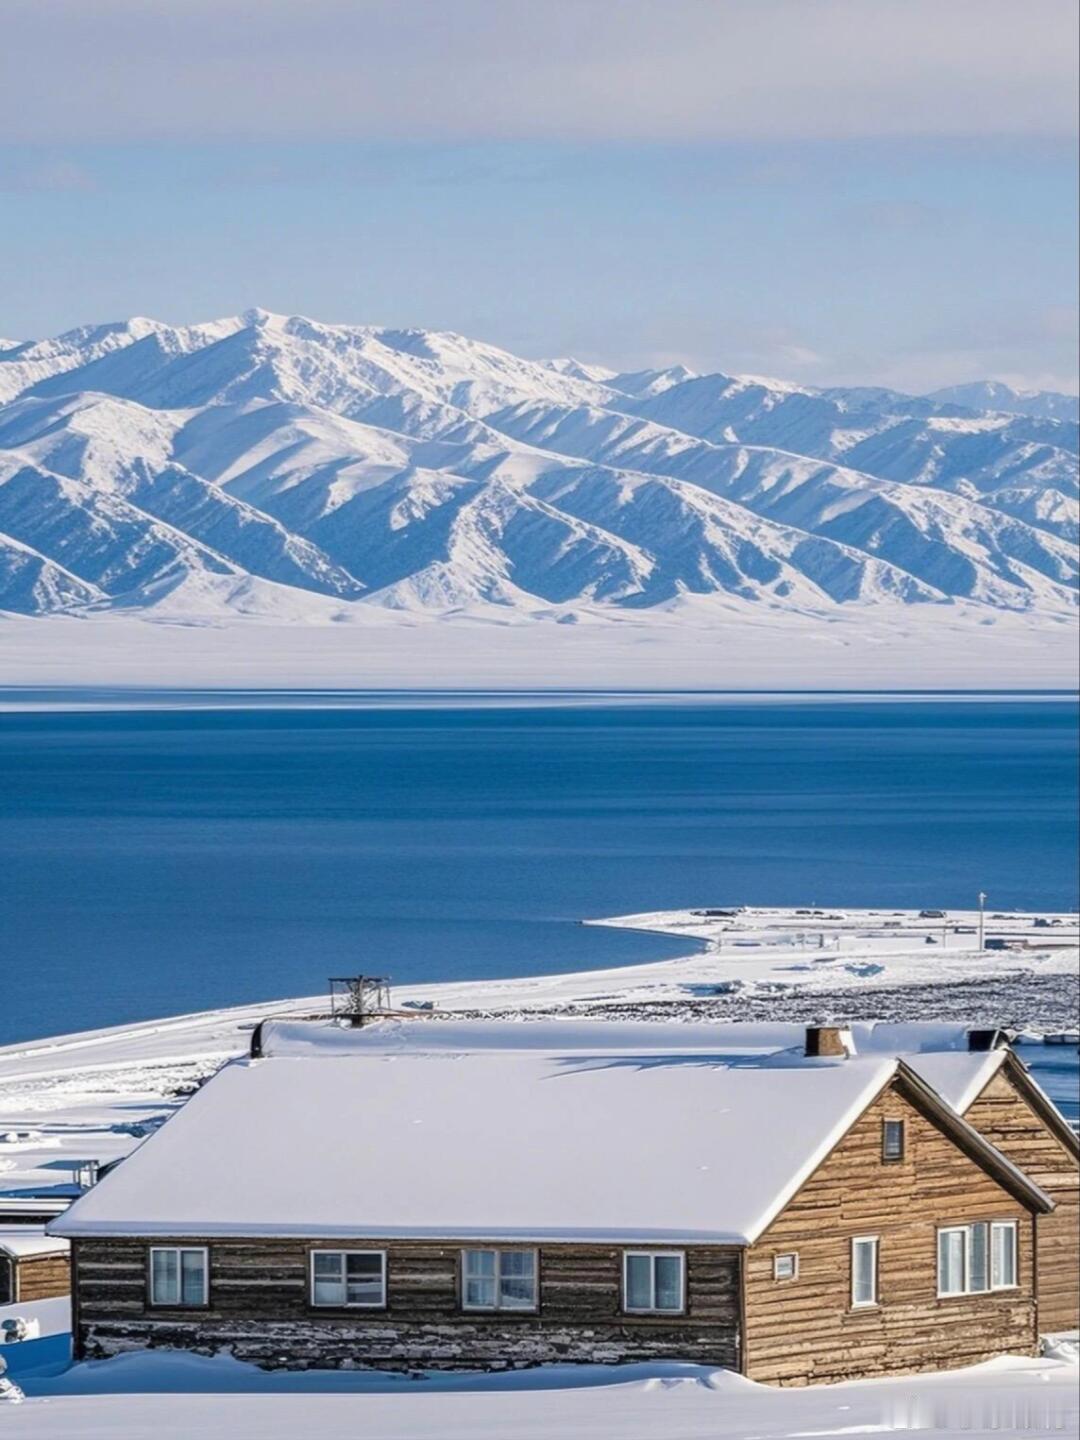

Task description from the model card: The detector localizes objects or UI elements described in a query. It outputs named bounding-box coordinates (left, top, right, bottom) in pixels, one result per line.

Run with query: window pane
left=654, top=1255, right=683, bottom=1311
left=883, top=1120, right=904, bottom=1160
left=180, top=1250, right=206, bottom=1305
left=625, top=1254, right=653, bottom=1310
left=151, top=1249, right=179, bottom=1305
left=344, top=1253, right=384, bottom=1305
left=969, top=1223, right=989, bottom=1293
left=992, top=1224, right=1016, bottom=1288
left=852, top=1240, right=876, bottom=1305
left=499, top=1275, right=536, bottom=1308
left=464, top=1250, right=496, bottom=1279
left=498, top=1252, right=536, bottom=1309
left=498, top=1252, right=534, bottom=1279
left=938, top=1230, right=965, bottom=1295
left=774, top=1253, right=797, bottom=1280
left=464, top=1275, right=496, bottom=1308
left=312, top=1251, right=345, bottom=1306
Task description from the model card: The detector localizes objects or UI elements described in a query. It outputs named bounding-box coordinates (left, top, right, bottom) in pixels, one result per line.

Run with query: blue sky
left=1, top=1, right=1076, bottom=393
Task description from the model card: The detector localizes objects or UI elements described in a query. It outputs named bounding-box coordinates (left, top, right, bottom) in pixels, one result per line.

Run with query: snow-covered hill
left=0, top=310, right=1076, bottom=619
left=928, top=382, right=1080, bottom=425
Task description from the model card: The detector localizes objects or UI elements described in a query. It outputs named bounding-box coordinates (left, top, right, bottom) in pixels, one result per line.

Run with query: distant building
left=0, top=1229, right=70, bottom=1308
left=52, top=1020, right=1076, bottom=1387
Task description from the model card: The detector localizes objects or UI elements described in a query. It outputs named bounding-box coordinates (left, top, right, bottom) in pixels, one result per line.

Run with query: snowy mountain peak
left=927, top=381, right=1079, bottom=424
left=0, top=312, right=1076, bottom=621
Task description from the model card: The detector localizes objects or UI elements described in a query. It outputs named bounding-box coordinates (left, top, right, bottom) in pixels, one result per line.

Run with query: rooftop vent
left=71, top=1159, right=99, bottom=1190
left=805, top=1025, right=856, bottom=1059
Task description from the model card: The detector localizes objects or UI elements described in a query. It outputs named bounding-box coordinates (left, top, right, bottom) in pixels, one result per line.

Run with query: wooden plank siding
left=743, top=1078, right=1039, bottom=1387
left=12, top=1252, right=71, bottom=1303
left=964, top=1065, right=1079, bottom=1333
left=72, top=1239, right=742, bottom=1371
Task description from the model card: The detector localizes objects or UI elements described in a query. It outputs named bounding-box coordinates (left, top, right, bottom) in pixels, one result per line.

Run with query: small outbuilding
left=0, top=1229, right=70, bottom=1308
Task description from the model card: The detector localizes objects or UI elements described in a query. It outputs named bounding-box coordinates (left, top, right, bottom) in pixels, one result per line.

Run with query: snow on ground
left=2, top=601, right=1078, bottom=691
left=4, top=1350, right=1078, bottom=1439
left=591, top=905, right=1080, bottom=998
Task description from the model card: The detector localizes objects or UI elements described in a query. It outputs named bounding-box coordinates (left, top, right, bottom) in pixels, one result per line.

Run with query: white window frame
left=937, top=1222, right=1019, bottom=1298
left=309, top=1248, right=387, bottom=1309
left=990, top=1220, right=1018, bottom=1291
left=882, top=1118, right=905, bottom=1162
left=148, top=1245, right=209, bottom=1308
left=460, top=1248, right=539, bottom=1313
left=850, top=1235, right=879, bottom=1309
left=773, top=1252, right=799, bottom=1282
left=937, top=1225, right=969, bottom=1297
left=622, top=1250, right=687, bottom=1315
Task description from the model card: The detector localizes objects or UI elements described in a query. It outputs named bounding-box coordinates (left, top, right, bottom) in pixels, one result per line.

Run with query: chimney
left=805, top=1025, right=855, bottom=1059
left=967, top=1028, right=1006, bottom=1052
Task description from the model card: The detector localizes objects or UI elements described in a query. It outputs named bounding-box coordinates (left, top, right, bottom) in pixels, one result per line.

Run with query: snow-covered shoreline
left=3, top=605, right=1078, bottom=691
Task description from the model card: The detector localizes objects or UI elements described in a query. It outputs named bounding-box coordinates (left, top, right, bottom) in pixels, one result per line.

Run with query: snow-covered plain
left=3, top=602, right=1078, bottom=691
left=2, top=908, right=1076, bottom=1435
left=6, top=1350, right=1078, bottom=1439
left=1, top=311, right=1078, bottom=688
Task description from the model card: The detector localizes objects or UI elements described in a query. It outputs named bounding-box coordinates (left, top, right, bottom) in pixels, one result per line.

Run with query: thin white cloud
left=1, top=0, right=1076, bottom=144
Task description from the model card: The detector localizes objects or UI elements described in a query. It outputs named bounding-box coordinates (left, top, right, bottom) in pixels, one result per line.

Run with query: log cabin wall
left=14, top=1252, right=71, bottom=1303
left=743, top=1079, right=1039, bottom=1387
left=71, top=1239, right=741, bottom=1371
left=964, top=1066, right=1079, bottom=1332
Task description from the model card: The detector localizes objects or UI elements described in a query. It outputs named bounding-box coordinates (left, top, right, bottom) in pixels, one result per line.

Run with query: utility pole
left=978, top=891, right=987, bottom=950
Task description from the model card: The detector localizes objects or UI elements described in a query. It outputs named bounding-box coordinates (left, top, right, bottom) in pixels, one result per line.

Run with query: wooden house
left=955, top=1048, right=1078, bottom=1332
left=0, top=1228, right=70, bottom=1308
left=50, top=1019, right=1068, bottom=1387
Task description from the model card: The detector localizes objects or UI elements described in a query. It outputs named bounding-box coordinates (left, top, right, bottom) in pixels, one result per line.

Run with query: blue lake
left=1, top=696, right=1077, bottom=1046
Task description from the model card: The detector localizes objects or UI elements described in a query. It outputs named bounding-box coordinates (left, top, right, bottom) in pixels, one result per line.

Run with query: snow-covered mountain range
left=0, top=310, right=1076, bottom=620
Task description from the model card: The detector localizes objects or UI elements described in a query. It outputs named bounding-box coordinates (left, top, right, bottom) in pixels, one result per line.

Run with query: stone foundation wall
left=79, top=1314, right=739, bottom=1371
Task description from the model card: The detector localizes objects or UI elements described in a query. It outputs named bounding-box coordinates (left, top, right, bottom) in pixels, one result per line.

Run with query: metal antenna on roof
left=329, top=976, right=392, bottom=1027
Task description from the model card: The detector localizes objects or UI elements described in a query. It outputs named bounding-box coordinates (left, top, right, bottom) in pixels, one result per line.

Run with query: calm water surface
left=1, top=698, right=1076, bottom=1045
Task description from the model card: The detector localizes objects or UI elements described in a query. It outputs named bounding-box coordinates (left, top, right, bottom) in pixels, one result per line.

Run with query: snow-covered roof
left=904, top=1050, right=1008, bottom=1115
left=53, top=1022, right=904, bottom=1245
left=52, top=1020, right=1049, bottom=1245
left=260, top=1017, right=1010, bottom=1115
left=0, top=1226, right=70, bottom=1260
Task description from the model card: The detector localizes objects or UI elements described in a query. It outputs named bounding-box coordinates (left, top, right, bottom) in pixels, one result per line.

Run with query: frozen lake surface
left=2, top=695, right=1077, bottom=1045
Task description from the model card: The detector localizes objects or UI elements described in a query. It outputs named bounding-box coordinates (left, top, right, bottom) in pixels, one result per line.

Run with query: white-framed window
left=938, top=1226, right=969, bottom=1296
left=149, top=1246, right=208, bottom=1307
left=850, top=1235, right=879, bottom=1308
left=882, top=1118, right=905, bottom=1162
left=991, top=1221, right=1018, bottom=1290
left=773, top=1252, right=799, bottom=1281
left=938, top=1222, right=1017, bottom=1297
left=622, top=1251, right=686, bottom=1314
left=309, top=1249, right=387, bottom=1308
left=461, top=1249, right=537, bottom=1311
